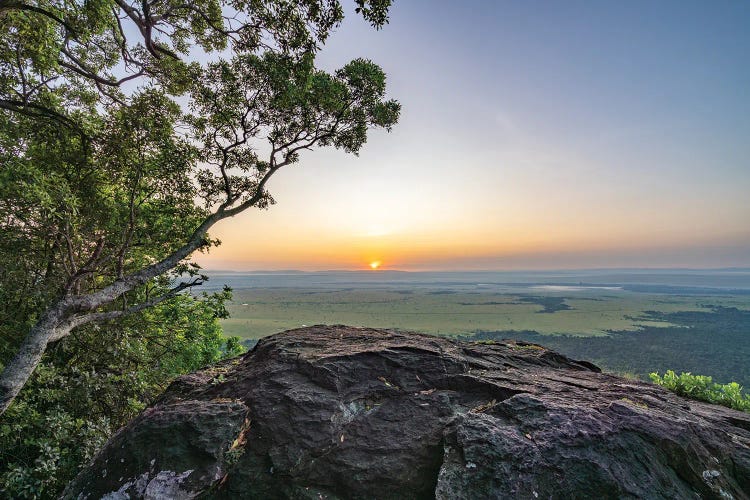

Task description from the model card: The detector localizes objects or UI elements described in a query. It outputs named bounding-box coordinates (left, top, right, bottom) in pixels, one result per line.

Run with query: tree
left=0, top=0, right=400, bottom=414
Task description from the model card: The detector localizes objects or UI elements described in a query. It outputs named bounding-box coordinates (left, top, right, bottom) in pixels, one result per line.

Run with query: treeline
left=470, top=307, right=750, bottom=388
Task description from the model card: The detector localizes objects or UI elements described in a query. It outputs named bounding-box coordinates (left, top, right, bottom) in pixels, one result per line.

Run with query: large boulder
left=65, top=325, right=750, bottom=499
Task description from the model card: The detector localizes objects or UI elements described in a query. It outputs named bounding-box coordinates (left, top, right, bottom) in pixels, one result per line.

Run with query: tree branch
left=0, top=99, right=82, bottom=132
left=53, top=279, right=201, bottom=341
left=59, top=48, right=145, bottom=87
left=0, top=1, right=77, bottom=34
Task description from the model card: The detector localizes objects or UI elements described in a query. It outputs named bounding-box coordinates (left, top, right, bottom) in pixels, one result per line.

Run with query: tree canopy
left=0, top=0, right=399, bottom=491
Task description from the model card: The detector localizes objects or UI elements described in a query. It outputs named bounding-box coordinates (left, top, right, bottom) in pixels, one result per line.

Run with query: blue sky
left=200, top=0, right=750, bottom=270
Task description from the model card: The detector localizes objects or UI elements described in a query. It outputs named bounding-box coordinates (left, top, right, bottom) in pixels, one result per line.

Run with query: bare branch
left=65, top=237, right=106, bottom=292
left=59, top=48, right=145, bottom=87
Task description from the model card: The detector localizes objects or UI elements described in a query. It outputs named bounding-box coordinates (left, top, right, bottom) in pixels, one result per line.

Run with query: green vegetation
left=0, top=0, right=397, bottom=415
left=221, top=287, right=750, bottom=391
left=474, top=306, right=750, bottom=388
left=1, top=1, right=396, bottom=497
left=221, top=287, right=749, bottom=339
left=650, top=371, right=750, bottom=412
left=0, top=292, right=243, bottom=498
left=516, top=295, right=573, bottom=313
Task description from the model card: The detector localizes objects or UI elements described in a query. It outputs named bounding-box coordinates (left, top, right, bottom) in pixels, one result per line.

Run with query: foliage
left=0, top=289, right=243, bottom=499
left=0, top=0, right=393, bottom=120
left=0, top=0, right=398, bottom=383
left=0, top=0, right=398, bottom=496
left=0, top=0, right=398, bottom=412
left=649, top=370, right=750, bottom=413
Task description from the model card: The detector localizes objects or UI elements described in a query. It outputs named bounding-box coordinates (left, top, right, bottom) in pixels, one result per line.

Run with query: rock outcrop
left=65, top=325, right=750, bottom=499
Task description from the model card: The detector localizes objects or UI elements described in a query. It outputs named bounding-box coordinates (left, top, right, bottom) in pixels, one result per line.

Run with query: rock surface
left=65, top=325, right=750, bottom=499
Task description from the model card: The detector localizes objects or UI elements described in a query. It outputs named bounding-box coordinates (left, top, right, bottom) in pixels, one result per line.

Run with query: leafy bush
left=0, top=365, right=112, bottom=498
left=650, top=370, right=750, bottom=412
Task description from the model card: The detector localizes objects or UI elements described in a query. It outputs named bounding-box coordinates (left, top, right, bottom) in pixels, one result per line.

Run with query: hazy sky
left=198, top=1, right=750, bottom=271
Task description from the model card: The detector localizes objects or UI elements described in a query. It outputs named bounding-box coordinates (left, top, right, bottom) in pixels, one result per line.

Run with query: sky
left=197, top=0, right=750, bottom=271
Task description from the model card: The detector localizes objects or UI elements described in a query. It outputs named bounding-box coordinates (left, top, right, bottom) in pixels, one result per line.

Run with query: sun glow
left=369, top=261, right=381, bottom=270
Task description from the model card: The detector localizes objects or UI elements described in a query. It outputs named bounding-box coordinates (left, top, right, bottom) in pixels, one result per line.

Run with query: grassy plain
left=221, top=287, right=750, bottom=339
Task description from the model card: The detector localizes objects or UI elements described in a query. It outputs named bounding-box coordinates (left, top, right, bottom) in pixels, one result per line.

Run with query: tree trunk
left=0, top=202, right=253, bottom=415
left=0, top=223, right=212, bottom=416
left=0, top=303, right=68, bottom=415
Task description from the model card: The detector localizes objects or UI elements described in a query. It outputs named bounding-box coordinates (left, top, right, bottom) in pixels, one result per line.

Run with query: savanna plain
left=205, top=269, right=750, bottom=387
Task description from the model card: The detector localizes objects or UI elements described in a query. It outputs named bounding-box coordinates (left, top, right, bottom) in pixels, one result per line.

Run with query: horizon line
left=200, top=266, right=750, bottom=274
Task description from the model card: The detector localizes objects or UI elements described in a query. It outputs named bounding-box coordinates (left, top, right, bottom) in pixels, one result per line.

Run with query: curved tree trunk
left=0, top=302, right=68, bottom=414
left=0, top=168, right=279, bottom=416
left=0, top=222, right=214, bottom=415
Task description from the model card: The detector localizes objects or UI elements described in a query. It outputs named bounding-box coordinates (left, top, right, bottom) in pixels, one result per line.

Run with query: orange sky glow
left=196, top=2, right=750, bottom=271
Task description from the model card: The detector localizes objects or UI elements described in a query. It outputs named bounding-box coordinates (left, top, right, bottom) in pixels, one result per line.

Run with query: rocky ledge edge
left=65, top=325, right=750, bottom=499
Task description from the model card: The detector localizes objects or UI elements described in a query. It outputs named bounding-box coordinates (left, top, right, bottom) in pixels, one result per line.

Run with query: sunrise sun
left=369, top=261, right=381, bottom=270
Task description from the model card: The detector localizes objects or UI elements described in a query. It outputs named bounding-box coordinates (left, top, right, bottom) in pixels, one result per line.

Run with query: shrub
left=649, top=370, right=750, bottom=412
